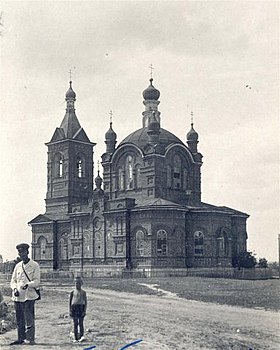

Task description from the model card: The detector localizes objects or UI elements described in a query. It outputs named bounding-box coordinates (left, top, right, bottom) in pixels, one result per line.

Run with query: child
left=69, top=277, right=87, bottom=343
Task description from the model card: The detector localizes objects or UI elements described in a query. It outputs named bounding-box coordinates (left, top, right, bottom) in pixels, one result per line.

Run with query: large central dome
left=119, top=127, right=183, bottom=151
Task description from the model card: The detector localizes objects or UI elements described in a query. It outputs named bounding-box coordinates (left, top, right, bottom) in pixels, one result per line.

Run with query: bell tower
left=45, top=81, right=96, bottom=215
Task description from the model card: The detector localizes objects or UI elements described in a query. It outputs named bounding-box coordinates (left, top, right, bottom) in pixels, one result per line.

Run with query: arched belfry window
left=157, top=230, right=167, bottom=255
left=126, top=155, right=134, bottom=190
left=54, top=153, right=63, bottom=178
left=194, top=231, right=204, bottom=256
left=173, top=155, right=181, bottom=189
left=76, top=155, right=85, bottom=178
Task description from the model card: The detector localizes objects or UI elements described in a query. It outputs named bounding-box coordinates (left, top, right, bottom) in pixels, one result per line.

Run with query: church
left=29, top=77, right=249, bottom=273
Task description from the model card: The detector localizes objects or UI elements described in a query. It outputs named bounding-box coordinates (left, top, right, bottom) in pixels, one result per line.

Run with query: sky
left=0, top=1, right=279, bottom=262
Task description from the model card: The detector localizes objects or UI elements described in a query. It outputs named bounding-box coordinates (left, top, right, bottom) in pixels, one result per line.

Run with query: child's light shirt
left=70, top=289, right=87, bottom=305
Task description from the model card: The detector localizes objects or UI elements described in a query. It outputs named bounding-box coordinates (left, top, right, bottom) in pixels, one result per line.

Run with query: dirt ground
left=0, top=284, right=279, bottom=350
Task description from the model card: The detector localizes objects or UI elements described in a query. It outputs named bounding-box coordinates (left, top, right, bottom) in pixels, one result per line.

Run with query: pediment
left=28, top=214, right=53, bottom=225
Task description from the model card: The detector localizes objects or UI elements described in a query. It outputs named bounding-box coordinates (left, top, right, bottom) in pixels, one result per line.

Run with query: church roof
left=134, top=197, right=187, bottom=209
left=119, top=127, right=184, bottom=151
left=192, top=202, right=249, bottom=217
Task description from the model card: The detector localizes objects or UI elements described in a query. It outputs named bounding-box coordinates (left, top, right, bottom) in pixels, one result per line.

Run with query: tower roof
left=105, top=122, right=117, bottom=141
left=47, top=82, right=94, bottom=144
left=142, top=78, right=160, bottom=101
left=187, top=123, right=199, bottom=141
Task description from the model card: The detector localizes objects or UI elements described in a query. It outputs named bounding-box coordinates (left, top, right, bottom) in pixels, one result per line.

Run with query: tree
left=232, top=251, right=257, bottom=269
left=258, top=257, right=268, bottom=269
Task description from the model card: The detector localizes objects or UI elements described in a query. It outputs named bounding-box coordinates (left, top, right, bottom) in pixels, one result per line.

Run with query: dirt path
left=0, top=285, right=279, bottom=349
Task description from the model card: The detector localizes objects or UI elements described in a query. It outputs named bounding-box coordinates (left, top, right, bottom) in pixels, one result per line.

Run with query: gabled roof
left=193, top=202, right=249, bottom=217
left=49, top=127, right=66, bottom=142
left=73, top=128, right=93, bottom=144
left=28, top=214, right=53, bottom=225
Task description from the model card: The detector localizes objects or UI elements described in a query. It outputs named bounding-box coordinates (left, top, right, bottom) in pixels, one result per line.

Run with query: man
left=10, top=243, right=40, bottom=345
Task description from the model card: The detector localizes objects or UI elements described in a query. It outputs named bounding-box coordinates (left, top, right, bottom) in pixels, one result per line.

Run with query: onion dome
left=143, top=78, right=160, bottom=101
left=187, top=123, right=199, bottom=141
left=65, top=81, right=76, bottom=99
left=95, top=170, right=103, bottom=190
left=105, top=122, right=117, bottom=142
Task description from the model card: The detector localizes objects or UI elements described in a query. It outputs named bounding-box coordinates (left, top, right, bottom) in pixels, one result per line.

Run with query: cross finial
left=109, top=110, right=113, bottom=124
left=191, top=111, right=194, bottom=125
left=149, top=64, right=154, bottom=79
left=69, top=69, right=72, bottom=81
left=97, top=160, right=100, bottom=172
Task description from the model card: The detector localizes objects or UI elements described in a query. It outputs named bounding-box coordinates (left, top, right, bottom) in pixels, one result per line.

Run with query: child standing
left=69, top=277, right=87, bottom=343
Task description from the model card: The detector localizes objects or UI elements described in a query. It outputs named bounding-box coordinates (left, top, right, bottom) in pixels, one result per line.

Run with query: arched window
left=194, top=231, right=204, bottom=256
left=157, top=230, right=167, bottom=255
left=83, top=233, right=91, bottom=257
left=167, top=165, right=172, bottom=188
left=135, top=164, right=141, bottom=189
left=173, top=155, right=181, bottom=189
left=117, top=167, right=124, bottom=190
left=76, top=156, right=84, bottom=178
left=39, top=237, right=47, bottom=260
left=126, top=155, right=134, bottom=189
left=59, top=238, right=68, bottom=260
left=95, top=232, right=102, bottom=257
left=218, top=230, right=229, bottom=256
left=54, top=153, right=63, bottom=178
left=183, top=168, right=188, bottom=190
left=106, top=231, right=114, bottom=256
left=136, top=230, right=145, bottom=256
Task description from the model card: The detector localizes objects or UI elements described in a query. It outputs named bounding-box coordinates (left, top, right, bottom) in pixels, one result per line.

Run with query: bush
left=258, top=258, right=268, bottom=269
left=232, top=251, right=257, bottom=269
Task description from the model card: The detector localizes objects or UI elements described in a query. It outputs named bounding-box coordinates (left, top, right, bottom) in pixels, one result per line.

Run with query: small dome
left=143, top=78, right=160, bottom=101
left=187, top=123, right=199, bottom=141
left=65, top=81, right=76, bottom=99
left=105, top=122, right=117, bottom=141
left=95, top=171, right=102, bottom=189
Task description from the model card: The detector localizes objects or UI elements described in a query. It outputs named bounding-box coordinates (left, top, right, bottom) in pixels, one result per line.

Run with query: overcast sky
left=0, top=1, right=279, bottom=262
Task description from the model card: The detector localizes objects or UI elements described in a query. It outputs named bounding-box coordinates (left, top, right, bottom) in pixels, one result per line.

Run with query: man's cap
left=16, top=243, right=30, bottom=251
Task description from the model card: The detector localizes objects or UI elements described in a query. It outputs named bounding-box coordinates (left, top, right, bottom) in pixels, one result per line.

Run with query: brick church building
left=29, top=78, right=248, bottom=273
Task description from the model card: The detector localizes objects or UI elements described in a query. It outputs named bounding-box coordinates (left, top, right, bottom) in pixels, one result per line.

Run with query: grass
left=84, top=277, right=280, bottom=311
left=1, top=277, right=279, bottom=311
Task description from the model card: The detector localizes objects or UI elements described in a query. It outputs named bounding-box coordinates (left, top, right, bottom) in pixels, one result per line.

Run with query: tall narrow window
left=194, top=231, right=204, bottom=256
left=218, top=230, right=229, bottom=256
left=157, top=230, right=167, bottom=255
left=126, top=155, right=134, bottom=189
left=95, top=232, right=102, bottom=257
left=136, top=230, right=145, bottom=256
left=59, top=159, right=63, bottom=177
left=117, top=167, right=124, bottom=190
left=167, top=165, right=172, bottom=188
left=54, top=153, right=63, bottom=178
left=135, top=164, right=141, bottom=189
left=77, top=157, right=83, bottom=178
left=173, top=155, right=181, bottom=189
left=60, top=238, right=68, bottom=260
left=40, top=237, right=47, bottom=260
